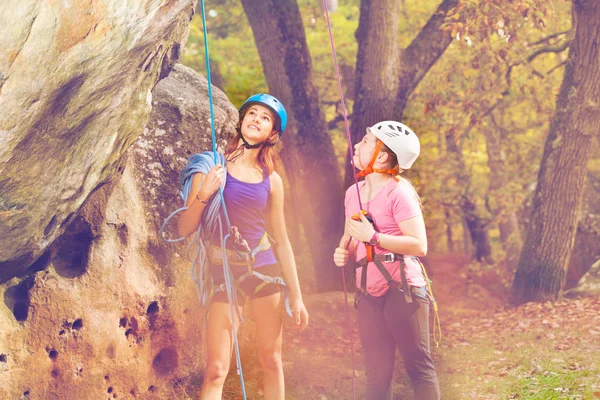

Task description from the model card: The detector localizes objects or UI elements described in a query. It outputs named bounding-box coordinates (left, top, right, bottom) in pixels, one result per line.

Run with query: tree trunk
left=445, top=207, right=455, bottom=253
left=483, top=118, right=522, bottom=270
left=462, top=215, right=473, bottom=255
left=510, top=0, right=600, bottom=306
left=241, top=0, right=344, bottom=291
left=446, top=129, right=493, bottom=262
left=462, top=195, right=493, bottom=263
left=344, top=0, right=458, bottom=187
left=499, top=213, right=522, bottom=273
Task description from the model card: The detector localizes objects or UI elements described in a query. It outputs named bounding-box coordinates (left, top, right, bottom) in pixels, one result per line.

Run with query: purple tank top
left=213, top=170, right=277, bottom=269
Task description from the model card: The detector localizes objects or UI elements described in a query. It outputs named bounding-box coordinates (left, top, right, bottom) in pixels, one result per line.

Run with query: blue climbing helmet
left=240, top=93, right=288, bottom=135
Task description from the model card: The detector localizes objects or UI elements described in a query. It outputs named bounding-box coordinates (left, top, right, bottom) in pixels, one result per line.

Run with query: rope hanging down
left=197, top=1, right=248, bottom=398
left=322, top=1, right=359, bottom=398
left=159, top=1, right=248, bottom=398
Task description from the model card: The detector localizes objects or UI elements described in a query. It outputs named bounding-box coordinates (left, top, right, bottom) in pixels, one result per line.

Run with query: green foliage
left=509, top=368, right=596, bottom=399
left=442, top=0, right=552, bottom=40
left=406, top=0, right=571, bottom=253
left=181, top=0, right=580, bottom=261
left=183, top=1, right=267, bottom=106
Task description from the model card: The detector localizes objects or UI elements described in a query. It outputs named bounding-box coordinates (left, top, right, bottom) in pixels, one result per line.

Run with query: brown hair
left=224, top=107, right=281, bottom=175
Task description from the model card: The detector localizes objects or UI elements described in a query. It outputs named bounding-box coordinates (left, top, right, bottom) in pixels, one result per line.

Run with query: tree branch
left=530, top=30, right=571, bottom=46
left=505, top=35, right=573, bottom=92
left=462, top=33, right=570, bottom=147
left=394, top=0, right=459, bottom=115
left=547, top=60, right=567, bottom=75
left=526, top=38, right=573, bottom=63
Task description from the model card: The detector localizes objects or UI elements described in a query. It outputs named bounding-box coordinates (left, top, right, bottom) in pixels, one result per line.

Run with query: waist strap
left=211, top=270, right=293, bottom=318
left=209, top=233, right=271, bottom=268
left=356, top=252, right=412, bottom=304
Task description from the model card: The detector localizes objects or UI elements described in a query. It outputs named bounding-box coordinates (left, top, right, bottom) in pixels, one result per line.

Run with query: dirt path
left=181, top=254, right=600, bottom=399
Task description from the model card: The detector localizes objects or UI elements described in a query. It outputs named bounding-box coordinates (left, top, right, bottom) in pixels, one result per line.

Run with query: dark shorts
left=211, top=263, right=282, bottom=303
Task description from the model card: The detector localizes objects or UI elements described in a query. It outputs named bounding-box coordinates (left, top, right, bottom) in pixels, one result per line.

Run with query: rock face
left=566, top=259, right=600, bottom=298
left=0, top=0, right=197, bottom=283
left=132, top=64, right=237, bottom=227
left=0, top=59, right=238, bottom=399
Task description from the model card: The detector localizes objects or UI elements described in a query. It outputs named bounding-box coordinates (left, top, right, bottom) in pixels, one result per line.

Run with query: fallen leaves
left=439, top=294, right=600, bottom=398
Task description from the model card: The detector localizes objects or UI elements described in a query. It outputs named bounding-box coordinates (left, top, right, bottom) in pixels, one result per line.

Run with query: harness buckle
left=381, top=253, right=395, bottom=263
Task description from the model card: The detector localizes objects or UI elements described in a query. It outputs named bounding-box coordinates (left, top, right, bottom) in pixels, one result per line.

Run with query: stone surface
left=0, top=62, right=238, bottom=398
left=0, top=0, right=197, bottom=282
left=566, top=259, right=600, bottom=298
left=132, top=63, right=237, bottom=229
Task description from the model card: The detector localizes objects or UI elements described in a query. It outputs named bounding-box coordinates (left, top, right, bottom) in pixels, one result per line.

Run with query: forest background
left=183, top=0, right=599, bottom=303
left=175, top=1, right=600, bottom=398
left=2, top=0, right=600, bottom=399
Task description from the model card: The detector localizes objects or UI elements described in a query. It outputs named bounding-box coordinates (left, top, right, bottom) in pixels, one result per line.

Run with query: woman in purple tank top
left=178, top=94, right=309, bottom=400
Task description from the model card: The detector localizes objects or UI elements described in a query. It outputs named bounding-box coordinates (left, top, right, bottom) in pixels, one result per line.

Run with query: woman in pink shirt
left=333, top=121, right=440, bottom=400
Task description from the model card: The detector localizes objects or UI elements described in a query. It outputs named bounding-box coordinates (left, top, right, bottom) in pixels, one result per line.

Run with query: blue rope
left=160, top=152, right=235, bottom=308
left=201, top=1, right=247, bottom=396
left=160, top=159, right=248, bottom=397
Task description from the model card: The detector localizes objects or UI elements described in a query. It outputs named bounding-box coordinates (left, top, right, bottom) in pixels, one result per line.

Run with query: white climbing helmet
left=367, top=121, right=420, bottom=169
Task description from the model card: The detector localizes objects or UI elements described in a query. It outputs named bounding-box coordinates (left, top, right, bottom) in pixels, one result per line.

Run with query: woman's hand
left=196, top=164, right=224, bottom=201
left=333, top=246, right=349, bottom=267
left=346, top=212, right=376, bottom=243
left=290, top=296, right=309, bottom=331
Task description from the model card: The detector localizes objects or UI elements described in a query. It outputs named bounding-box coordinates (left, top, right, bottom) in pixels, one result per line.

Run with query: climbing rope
left=418, top=258, right=442, bottom=348
left=158, top=1, right=250, bottom=397
left=322, top=1, right=360, bottom=397
left=323, top=0, right=362, bottom=211
left=198, top=1, right=247, bottom=397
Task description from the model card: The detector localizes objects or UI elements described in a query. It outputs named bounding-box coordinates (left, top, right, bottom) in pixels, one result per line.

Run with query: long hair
left=224, top=107, right=281, bottom=175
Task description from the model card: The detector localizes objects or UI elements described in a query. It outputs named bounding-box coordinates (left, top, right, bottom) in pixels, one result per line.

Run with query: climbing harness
left=349, top=200, right=441, bottom=349
left=160, top=154, right=293, bottom=313
left=208, top=232, right=271, bottom=269
left=354, top=252, right=441, bottom=348
left=207, top=231, right=293, bottom=314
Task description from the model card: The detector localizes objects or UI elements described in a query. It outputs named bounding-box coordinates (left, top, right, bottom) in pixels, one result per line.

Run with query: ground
left=175, top=254, right=600, bottom=400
